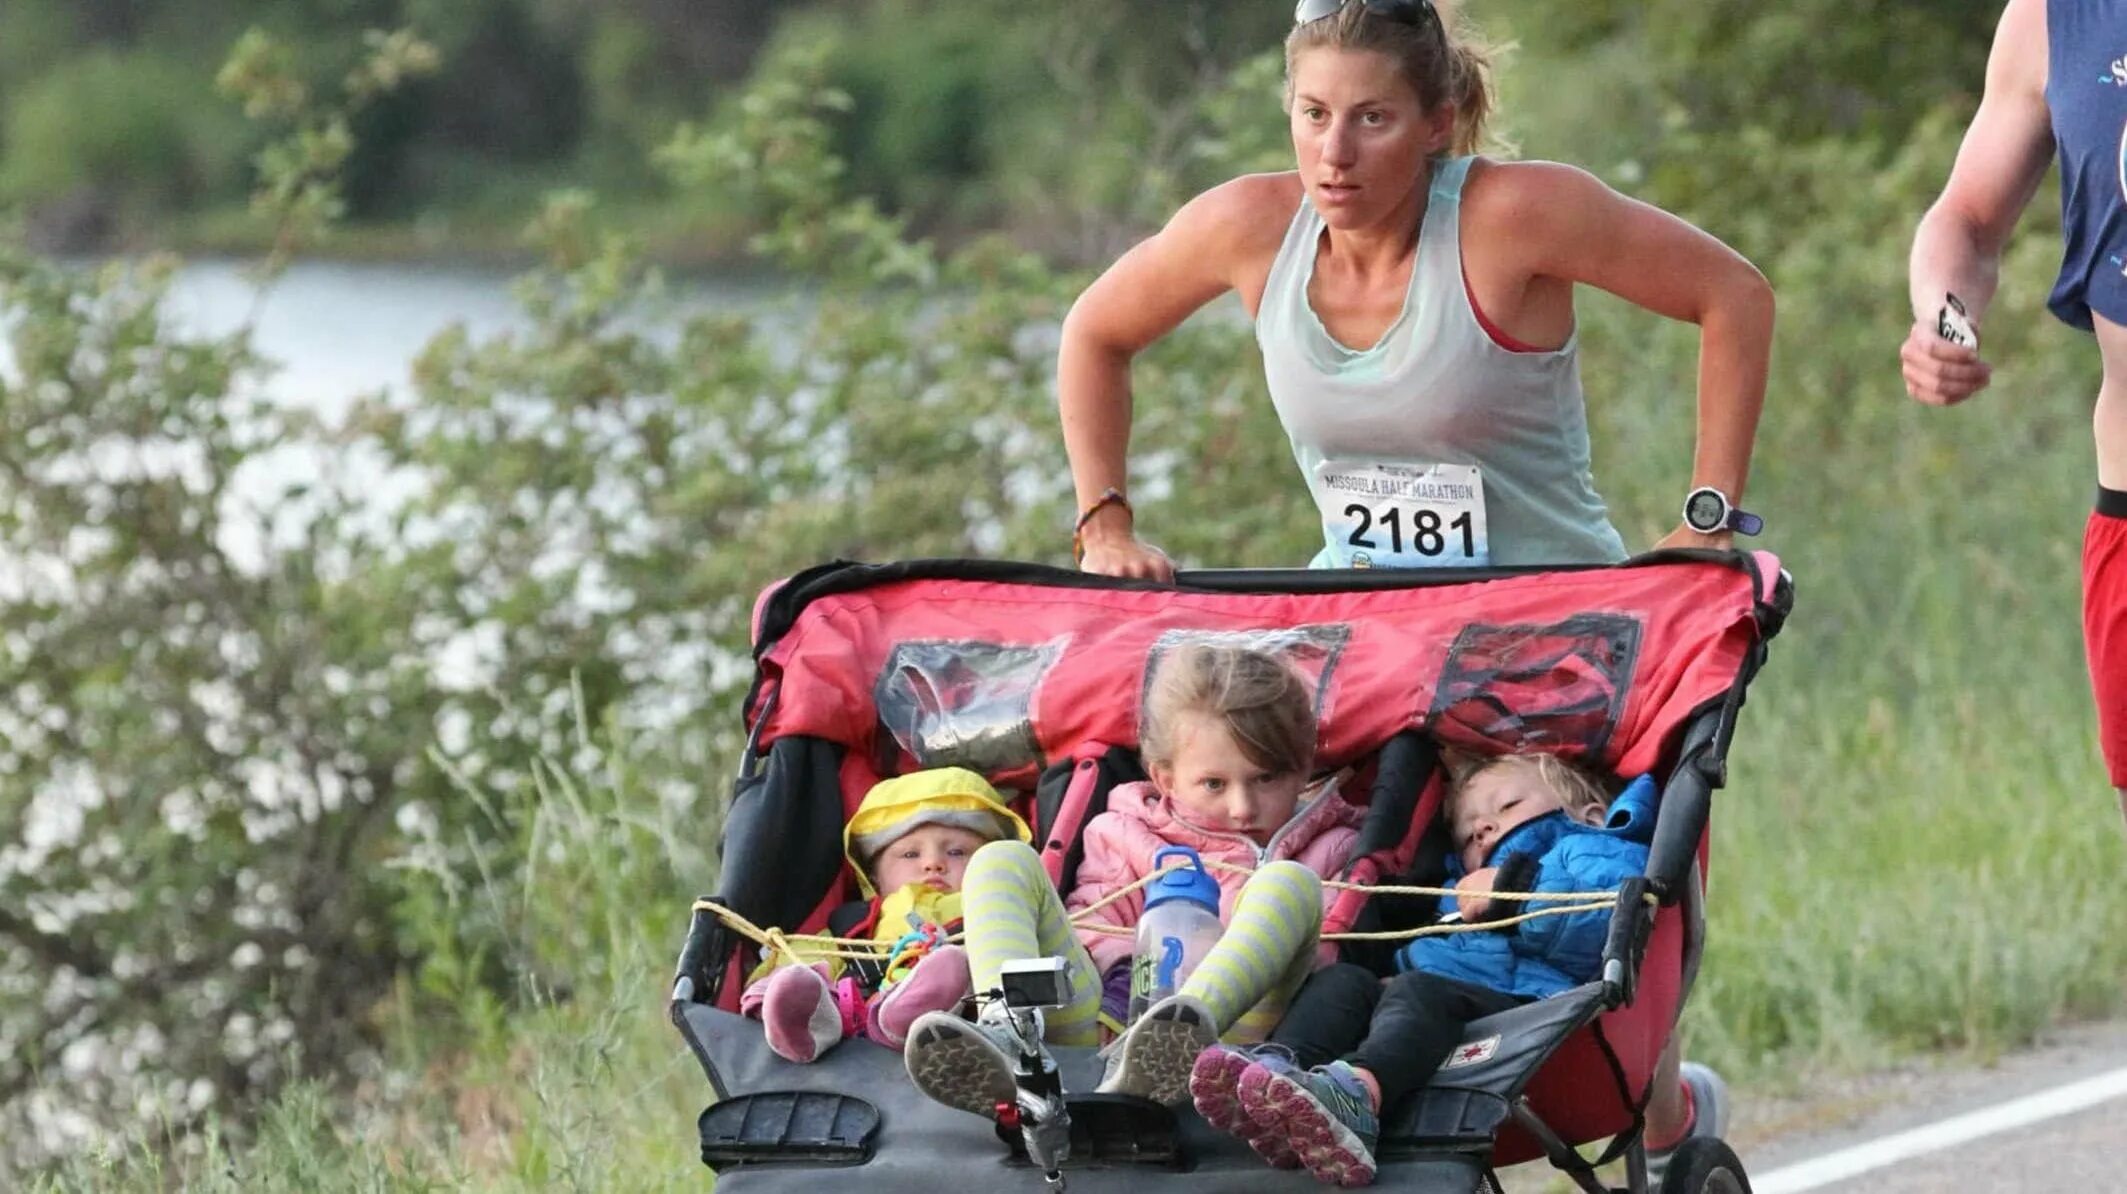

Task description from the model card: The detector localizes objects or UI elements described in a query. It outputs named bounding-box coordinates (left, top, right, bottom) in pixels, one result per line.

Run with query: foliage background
left=5, top=0, right=2126, bottom=1189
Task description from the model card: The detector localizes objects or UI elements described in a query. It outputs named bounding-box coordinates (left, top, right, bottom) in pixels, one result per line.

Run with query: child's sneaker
left=1240, top=1060, right=1380, bottom=1188
left=756, top=964, right=845, bottom=1064
left=903, top=1005, right=1022, bottom=1120
left=1094, top=994, right=1217, bottom=1105
left=868, top=944, right=971, bottom=1049
left=1190, top=1044, right=1302, bottom=1169
left=1645, top=1062, right=1729, bottom=1188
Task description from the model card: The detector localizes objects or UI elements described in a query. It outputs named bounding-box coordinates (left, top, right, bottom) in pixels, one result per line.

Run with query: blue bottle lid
left=1144, top=845, right=1222, bottom=914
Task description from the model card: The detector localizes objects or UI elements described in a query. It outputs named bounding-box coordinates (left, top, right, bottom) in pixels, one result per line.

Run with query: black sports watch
left=1681, top=486, right=1763, bottom=536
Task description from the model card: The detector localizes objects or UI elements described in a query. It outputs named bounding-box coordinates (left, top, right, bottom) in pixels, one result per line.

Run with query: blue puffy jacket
left=1394, top=810, right=1649, bottom=999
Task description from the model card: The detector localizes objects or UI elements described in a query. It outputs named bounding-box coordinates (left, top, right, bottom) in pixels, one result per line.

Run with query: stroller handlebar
left=1645, top=707, right=1725, bottom=900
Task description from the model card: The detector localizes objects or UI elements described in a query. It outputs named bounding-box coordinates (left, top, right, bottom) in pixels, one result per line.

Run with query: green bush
left=0, top=50, right=249, bottom=215
left=754, top=1, right=1037, bottom=226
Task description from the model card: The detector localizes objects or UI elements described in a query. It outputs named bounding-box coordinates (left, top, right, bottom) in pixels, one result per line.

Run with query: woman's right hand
left=1078, top=531, right=1175, bottom=582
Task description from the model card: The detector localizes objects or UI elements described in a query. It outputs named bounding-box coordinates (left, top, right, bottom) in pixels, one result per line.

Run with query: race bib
left=1314, top=460, right=1489, bottom=568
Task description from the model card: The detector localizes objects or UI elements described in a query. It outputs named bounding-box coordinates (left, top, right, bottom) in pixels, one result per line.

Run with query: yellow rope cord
left=1196, top=854, right=1632, bottom=902
left=690, top=855, right=1658, bottom=965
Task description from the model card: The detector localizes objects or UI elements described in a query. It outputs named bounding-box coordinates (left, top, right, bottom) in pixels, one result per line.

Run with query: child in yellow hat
left=741, top=766, right=1030, bottom=1063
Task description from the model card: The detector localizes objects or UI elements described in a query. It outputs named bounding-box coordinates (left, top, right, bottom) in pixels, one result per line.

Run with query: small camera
left=998, top=956, right=1074, bottom=1010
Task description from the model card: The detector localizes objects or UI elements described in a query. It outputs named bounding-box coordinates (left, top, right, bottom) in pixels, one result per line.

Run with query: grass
left=23, top=707, right=716, bottom=1193
left=38, top=324, right=2127, bottom=1193
left=1574, top=239, right=2127, bottom=1092
left=151, top=193, right=754, bottom=272
left=28, top=994, right=703, bottom=1194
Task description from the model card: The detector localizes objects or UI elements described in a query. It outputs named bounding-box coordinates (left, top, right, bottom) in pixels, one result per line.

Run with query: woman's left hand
left=1652, top=524, right=1733, bottom=553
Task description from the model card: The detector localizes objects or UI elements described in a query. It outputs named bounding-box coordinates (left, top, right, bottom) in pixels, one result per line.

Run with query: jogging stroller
left=669, top=552, right=1789, bottom=1193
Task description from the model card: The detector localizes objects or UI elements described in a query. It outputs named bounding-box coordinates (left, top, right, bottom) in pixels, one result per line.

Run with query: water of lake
left=163, top=258, right=771, bottom=414
left=135, top=258, right=776, bottom=576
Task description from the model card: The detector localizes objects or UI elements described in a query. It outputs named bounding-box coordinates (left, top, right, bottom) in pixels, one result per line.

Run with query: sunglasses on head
left=1292, top=0, right=1437, bottom=27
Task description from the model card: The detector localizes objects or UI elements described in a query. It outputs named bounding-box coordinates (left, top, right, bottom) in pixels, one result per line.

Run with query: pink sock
left=1350, top=1065, right=1383, bottom=1114
left=758, top=964, right=844, bottom=1064
left=868, top=944, right=971, bottom=1049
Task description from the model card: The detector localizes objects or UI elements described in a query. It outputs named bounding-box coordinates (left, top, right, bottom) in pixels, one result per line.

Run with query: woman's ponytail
left=1444, top=34, right=1497, bottom=156
left=1436, top=0, right=1501, bottom=156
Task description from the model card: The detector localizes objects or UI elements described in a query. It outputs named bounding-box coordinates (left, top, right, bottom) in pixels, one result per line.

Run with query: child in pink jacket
left=902, top=641, right=1362, bottom=1114
left=1069, top=762, right=1360, bottom=1041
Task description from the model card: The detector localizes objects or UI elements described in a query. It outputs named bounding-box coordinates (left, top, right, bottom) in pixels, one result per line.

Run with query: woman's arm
left=1470, top=161, right=1775, bottom=550
left=1060, top=174, right=1294, bottom=578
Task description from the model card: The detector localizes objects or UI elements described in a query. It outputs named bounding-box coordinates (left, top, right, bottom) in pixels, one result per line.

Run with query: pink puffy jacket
left=1064, top=777, right=1365, bottom=975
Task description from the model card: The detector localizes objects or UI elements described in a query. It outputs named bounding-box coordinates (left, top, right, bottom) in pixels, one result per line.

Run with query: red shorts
left=2083, top=489, right=2127, bottom=787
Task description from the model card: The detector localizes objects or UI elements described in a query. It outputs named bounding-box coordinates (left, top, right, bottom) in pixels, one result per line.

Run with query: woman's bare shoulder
left=1167, top=171, right=1304, bottom=253
left=1461, top=157, right=1624, bottom=261
left=1462, top=158, right=1608, bottom=223
left=1069, top=173, right=1302, bottom=343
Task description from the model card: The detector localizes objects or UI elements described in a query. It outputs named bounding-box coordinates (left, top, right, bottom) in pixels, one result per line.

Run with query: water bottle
left=1128, top=846, right=1226, bottom=1024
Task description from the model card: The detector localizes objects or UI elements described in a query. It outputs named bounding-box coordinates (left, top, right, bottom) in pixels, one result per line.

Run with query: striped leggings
left=961, top=840, right=1324, bottom=1046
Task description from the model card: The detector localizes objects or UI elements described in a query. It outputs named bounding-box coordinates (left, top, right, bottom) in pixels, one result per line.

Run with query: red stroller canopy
left=746, top=552, right=1785, bottom=792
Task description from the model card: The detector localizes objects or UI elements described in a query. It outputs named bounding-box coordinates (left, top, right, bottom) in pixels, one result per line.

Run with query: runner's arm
left=1487, top=162, right=1774, bottom=524
left=1909, top=0, right=2054, bottom=327
left=1903, top=0, right=2053, bottom=405
left=1059, top=176, right=1287, bottom=577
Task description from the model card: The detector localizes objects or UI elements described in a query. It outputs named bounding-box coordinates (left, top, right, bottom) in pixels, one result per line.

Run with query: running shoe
left=1239, top=1060, right=1380, bottom=1188
left=1190, top=1043, right=1303, bottom=1169
left=1093, top=993, right=1216, bottom=1105
left=902, top=1005, right=1022, bottom=1120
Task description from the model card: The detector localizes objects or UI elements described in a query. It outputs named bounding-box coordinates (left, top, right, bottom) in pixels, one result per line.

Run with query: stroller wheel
left=1654, top=1137, right=1750, bottom=1194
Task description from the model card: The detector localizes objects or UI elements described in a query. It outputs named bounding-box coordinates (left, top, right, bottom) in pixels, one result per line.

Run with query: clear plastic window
left=873, top=636, right=1068, bottom=776
left=1425, top=613, right=1644, bottom=760
left=1138, top=625, right=1352, bottom=748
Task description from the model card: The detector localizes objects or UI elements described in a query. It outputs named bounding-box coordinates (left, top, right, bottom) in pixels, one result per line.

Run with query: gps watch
left=1681, top=486, right=1763, bottom=536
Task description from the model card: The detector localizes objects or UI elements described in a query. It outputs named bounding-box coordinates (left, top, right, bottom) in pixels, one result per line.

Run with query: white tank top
left=1256, top=156, right=1627, bottom=567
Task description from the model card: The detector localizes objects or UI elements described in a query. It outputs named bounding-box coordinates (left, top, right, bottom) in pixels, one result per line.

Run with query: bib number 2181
left=1313, top=459, right=1489, bottom=567
left=1343, top=504, right=1476, bottom=559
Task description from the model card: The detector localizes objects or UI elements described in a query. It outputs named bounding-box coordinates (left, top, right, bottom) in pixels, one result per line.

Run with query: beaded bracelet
left=1071, top=487, right=1131, bottom=563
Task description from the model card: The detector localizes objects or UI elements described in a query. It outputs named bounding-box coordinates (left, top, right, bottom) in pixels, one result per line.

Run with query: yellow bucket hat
left=843, top=767, right=1032, bottom=896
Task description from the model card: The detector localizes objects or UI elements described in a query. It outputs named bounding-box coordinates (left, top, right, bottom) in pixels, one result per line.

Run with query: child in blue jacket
left=1189, top=752, right=1652, bottom=1187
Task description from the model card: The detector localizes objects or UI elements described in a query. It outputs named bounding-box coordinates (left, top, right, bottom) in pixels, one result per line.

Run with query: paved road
left=1738, top=1022, right=2127, bottom=1193
left=1767, top=1101, right=2126, bottom=1193
left=1491, top=1022, right=2127, bottom=1191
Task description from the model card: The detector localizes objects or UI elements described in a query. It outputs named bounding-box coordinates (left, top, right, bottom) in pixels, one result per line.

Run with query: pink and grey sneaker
left=1239, top=1060, right=1381, bottom=1188
left=867, top=944, right=972, bottom=1050
left=1189, top=1044, right=1303, bottom=1169
left=754, top=963, right=848, bottom=1064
